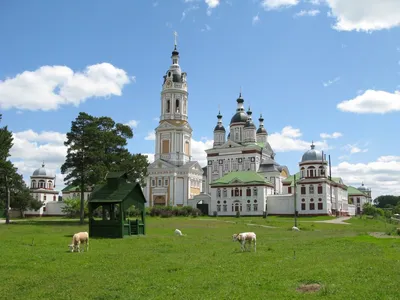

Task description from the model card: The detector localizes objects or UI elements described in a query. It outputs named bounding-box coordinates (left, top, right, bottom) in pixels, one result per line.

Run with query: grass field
left=1, top=216, right=400, bottom=299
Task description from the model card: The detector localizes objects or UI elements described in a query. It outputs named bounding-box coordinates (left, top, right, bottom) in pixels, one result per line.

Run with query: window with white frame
left=223, top=200, right=227, bottom=212
left=253, top=199, right=258, bottom=211
left=217, top=189, right=221, bottom=198
left=246, top=200, right=251, bottom=211
left=223, top=188, right=227, bottom=197
left=217, top=200, right=221, bottom=212
left=253, top=187, right=258, bottom=196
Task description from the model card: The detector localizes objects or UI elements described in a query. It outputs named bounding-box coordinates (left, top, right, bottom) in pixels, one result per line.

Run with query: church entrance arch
left=196, top=200, right=208, bottom=216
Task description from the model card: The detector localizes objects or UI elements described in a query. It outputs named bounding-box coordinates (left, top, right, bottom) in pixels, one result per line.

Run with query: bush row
left=126, top=205, right=202, bottom=218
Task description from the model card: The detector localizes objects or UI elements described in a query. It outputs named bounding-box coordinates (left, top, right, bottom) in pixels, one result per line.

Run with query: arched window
left=308, top=166, right=315, bottom=177
left=309, top=198, right=315, bottom=210
left=217, top=189, right=221, bottom=198
left=48, top=180, right=52, bottom=189
left=39, top=180, right=45, bottom=188
left=31, top=180, right=36, bottom=188
left=175, top=99, right=180, bottom=113
left=223, top=188, right=227, bottom=197
left=166, top=100, right=170, bottom=113
left=232, top=201, right=242, bottom=212
left=301, top=167, right=305, bottom=178
left=309, top=185, right=314, bottom=194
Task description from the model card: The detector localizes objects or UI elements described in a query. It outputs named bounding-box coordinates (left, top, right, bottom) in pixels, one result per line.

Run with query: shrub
left=148, top=205, right=201, bottom=217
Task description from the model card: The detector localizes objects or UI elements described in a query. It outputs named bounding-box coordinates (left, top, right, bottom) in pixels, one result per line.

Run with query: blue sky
left=1, top=0, right=399, bottom=198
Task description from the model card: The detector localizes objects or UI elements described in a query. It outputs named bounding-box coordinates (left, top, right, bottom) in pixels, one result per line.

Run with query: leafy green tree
left=11, top=186, right=43, bottom=218
left=374, top=195, right=400, bottom=208
left=111, top=153, right=150, bottom=186
left=62, top=197, right=88, bottom=218
left=61, top=112, right=134, bottom=224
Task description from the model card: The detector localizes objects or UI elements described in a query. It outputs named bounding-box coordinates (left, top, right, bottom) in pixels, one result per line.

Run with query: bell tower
left=154, top=32, right=192, bottom=166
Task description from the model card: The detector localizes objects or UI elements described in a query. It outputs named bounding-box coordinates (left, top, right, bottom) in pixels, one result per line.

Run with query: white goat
left=68, top=232, right=89, bottom=252
left=175, top=229, right=186, bottom=236
left=232, top=232, right=256, bottom=252
left=292, top=226, right=300, bottom=231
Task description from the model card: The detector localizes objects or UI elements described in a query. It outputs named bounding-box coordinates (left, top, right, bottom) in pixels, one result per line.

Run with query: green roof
left=211, top=171, right=272, bottom=186
left=282, top=172, right=301, bottom=187
left=89, top=173, right=146, bottom=210
left=62, top=184, right=80, bottom=192
left=347, top=186, right=366, bottom=196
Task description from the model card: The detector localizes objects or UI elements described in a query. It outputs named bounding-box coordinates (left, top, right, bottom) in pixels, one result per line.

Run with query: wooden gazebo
left=88, top=171, right=146, bottom=238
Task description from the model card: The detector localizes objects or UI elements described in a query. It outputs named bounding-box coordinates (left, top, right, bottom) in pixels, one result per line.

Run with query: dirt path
left=312, top=216, right=352, bottom=225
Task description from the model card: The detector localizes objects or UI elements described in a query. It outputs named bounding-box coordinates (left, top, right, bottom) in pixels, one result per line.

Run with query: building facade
left=26, top=163, right=64, bottom=216
left=347, top=183, right=372, bottom=214
left=143, top=42, right=203, bottom=207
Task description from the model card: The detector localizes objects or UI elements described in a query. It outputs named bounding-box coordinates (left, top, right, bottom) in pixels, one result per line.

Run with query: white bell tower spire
left=154, top=32, right=192, bottom=166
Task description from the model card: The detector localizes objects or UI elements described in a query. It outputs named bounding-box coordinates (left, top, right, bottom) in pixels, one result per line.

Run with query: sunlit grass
left=0, top=216, right=399, bottom=299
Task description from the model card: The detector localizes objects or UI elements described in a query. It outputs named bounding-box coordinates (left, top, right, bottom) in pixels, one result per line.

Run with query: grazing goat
left=175, top=229, right=186, bottom=236
left=69, top=232, right=89, bottom=252
left=292, top=226, right=300, bottom=231
left=232, top=232, right=256, bottom=252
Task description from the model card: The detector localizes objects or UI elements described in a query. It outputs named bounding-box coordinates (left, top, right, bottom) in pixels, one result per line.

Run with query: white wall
left=266, top=195, right=295, bottom=215
left=46, top=202, right=66, bottom=215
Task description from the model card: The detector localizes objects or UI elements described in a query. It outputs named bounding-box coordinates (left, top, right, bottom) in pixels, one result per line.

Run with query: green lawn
left=1, top=216, right=399, bottom=299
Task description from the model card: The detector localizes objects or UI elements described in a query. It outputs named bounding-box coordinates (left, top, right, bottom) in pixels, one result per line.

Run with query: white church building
left=25, top=163, right=65, bottom=216
left=143, top=41, right=203, bottom=207
left=143, top=37, right=370, bottom=217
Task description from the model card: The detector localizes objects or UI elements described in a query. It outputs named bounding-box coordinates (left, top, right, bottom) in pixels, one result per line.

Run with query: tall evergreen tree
left=61, top=112, right=135, bottom=224
left=0, top=114, right=14, bottom=222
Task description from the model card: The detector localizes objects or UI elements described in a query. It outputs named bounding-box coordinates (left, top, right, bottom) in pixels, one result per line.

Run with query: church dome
left=33, top=163, right=50, bottom=176
left=257, top=127, right=267, bottom=134
left=230, top=112, right=248, bottom=124
left=301, top=143, right=323, bottom=162
left=358, top=183, right=369, bottom=191
left=214, top=124, right=226, bottom=132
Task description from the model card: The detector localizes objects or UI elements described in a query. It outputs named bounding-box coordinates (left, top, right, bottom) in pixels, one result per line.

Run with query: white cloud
left=325, top=0, right=400, bottom=32
left=294, top=9, right=320, bottom=17
left=125, top=120, right=139, bottom=128
left=0, top=63, right=132, bottom=111
left=181, top=4, right=199, bottom=21
left=333, top=156, right=400, bottom=198
left=261, top=0, right=299, bottom=10
left=268, top=126, right=328, bottom=152
left=191, top=138, right=214, bottom=166
left=307, top=0, right=320, bottom=4
left=337, top=89, right=400, bottom=114
left=252, top=13, right=260, bottom=25
left=10, top=130, right=68, bottom=191
left=320, top=132, right=342, bottom=139
left=201, top=24, right=212, bottom=31
left=205, top=0, right=220, bottom=15
left=342, top=144, right=368, bottom=154
left=205, top=0, right=220, bottom=8
left=142, top=153, right=155, bottom=163
left=323, top=76, right=340, bottom=87
left=145, top=132, right=156, bottom=141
